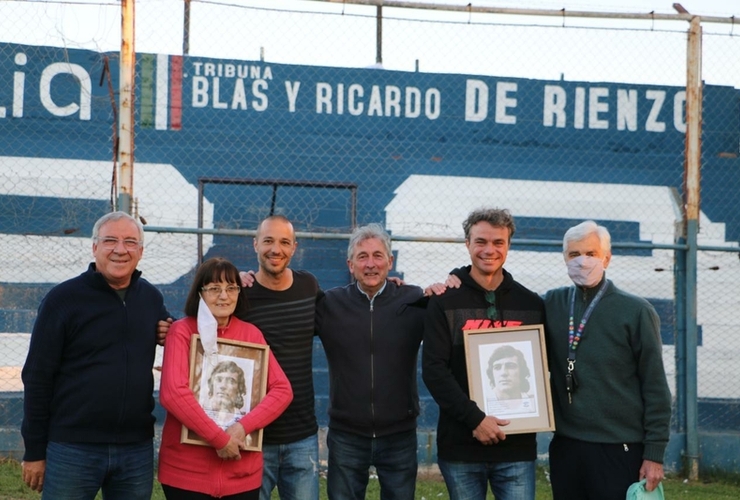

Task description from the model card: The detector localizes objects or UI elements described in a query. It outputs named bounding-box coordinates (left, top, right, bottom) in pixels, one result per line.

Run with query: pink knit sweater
left=158, top=316, right=292, bottom=496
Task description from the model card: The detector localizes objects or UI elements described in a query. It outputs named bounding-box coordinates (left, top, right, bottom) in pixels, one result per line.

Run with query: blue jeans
left=42, top=440, right=153, bottom=500
left=259, top=434, right=319, bottom=500
left=326, top=428, right=417, bottom=500
left=438, top=458, right=535, bottom=500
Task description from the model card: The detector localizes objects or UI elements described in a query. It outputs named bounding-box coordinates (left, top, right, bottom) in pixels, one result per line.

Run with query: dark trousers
left=549, top=435, right=644, bottom=500
left=162, top=485, right=259, bottom=500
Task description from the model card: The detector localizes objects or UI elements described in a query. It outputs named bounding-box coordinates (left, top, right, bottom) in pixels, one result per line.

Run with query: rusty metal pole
left=683, top=14, right=702, bottom=482
left=376, top=5, right=382, bottom=65
left=183, top=0, right=191, bottom=55
left=118, top=0, right=136, bottom=214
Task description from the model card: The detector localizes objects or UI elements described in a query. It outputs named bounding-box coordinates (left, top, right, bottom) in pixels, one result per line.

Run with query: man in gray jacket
left=315, top=223, right=427, bottom=500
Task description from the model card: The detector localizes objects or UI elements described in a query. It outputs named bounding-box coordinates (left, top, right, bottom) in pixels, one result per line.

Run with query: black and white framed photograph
left=464, top=325, right=555, bottom=434
left=181, top=334, right=270, bottom=451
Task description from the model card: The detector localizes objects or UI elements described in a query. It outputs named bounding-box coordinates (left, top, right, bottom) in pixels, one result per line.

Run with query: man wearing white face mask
left=543, top=220, right=671, bottom=500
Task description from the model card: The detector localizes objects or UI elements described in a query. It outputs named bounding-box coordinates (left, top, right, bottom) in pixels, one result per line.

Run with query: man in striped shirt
left=239, top=215, right=321, bottom=500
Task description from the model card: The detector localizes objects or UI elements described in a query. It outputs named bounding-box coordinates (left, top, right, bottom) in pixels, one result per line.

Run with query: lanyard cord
left=567, top=279, right=609, bottom=363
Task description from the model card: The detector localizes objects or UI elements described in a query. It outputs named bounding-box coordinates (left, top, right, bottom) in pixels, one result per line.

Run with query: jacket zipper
left=369, top=297, right=376, bottom=437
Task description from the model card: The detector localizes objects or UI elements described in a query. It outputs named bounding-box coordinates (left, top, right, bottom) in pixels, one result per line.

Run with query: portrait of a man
left=483, top=344, right=537, bottom=416
left=201, top=359, right=251, bottom=429
left=183, top=340, right=266, bottom=450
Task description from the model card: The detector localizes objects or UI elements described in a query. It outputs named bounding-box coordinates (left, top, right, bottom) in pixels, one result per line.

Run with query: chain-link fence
left=1, top=0, right=739, bottom=471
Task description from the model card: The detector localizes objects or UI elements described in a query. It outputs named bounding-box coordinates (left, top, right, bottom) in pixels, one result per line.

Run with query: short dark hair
left=183, top=257, right=248, bottom=318
left=462, top=208, right=516, bottom=241
left=486, top=344, right=530, bottom=393
left=256, top=215, right=295, bottom=242
left=207, top=360, right=247, bottom=410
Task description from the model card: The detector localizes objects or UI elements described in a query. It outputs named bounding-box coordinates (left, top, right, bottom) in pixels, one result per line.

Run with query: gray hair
left=92, top=211, right=144, bottom=242
left=462, top=208, right=516, bottom=241
left=347, top=223, right=392, bottom=260
left=562, top=220, right=611, bottom=254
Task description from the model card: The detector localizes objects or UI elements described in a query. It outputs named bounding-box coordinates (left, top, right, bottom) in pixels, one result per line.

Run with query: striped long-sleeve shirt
left=239, top=270, right=320, bottom=444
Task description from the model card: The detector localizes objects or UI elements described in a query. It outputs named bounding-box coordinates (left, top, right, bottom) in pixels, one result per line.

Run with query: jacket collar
left=354, top=279, right=388, bottom=301
left=454, top=265, right=514, bottom=294
left=84, top=262, right=142, bottom=291
left=574, top=275, right=613, bottom=302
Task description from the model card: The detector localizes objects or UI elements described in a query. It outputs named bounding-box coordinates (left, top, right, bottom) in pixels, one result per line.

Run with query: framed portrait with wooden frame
left=464, top=324, right=555, bottom=434
left=180, top=334, right=270, bottom=451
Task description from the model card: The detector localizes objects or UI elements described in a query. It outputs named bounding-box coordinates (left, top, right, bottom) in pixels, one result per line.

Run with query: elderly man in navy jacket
left=21, top=211, right=171, bottom=498
left=316, top=223, right=427, bottom=500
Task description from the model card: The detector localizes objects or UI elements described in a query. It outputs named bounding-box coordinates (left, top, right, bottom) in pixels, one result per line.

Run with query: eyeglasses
left=95, top=237, right=142, bottom=250
left=485, top=290, right=498, bottom=321
left=201, top=285, right=241, bottom=297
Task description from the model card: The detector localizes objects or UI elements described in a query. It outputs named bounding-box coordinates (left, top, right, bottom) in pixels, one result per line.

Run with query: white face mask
left=566, top=255, right=605, bottom=287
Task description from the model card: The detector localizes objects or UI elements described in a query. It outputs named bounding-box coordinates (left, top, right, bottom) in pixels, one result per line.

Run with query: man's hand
left=445, top=274, right=462, bottom=289
left=388, top=276, right=405, bottom=286
left=216, top=436, right=243, bottom=460
left=472, top=415, right=509, bottom=445
left=423, top=282, right=448, bottom=297
left=156, top=318, right=173, bottom=346
left=239, top=271, right=256, bottom=288
left=22, top=460, right=46, bottom=492
left=225, top=422, right=248, bottom=450
left=639, top=459, right=664, bottom=492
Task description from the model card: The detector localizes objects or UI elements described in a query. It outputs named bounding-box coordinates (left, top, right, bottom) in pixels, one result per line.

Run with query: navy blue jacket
left=316, top=281, right=427, bottom=437
left=21, top=263, right=169, bottom=461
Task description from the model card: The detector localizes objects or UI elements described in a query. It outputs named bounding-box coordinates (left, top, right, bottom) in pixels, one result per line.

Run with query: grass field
left=2, top=458, right=740, bottom=499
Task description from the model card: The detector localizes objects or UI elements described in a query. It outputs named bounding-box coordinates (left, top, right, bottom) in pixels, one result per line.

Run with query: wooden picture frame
left=180, top=334, right=270, bottom=451
left=464, top=324, right=554, bottom=434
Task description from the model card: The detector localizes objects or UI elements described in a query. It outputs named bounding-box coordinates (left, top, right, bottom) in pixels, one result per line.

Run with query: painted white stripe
left=0, top=335, right=164, bottom=392
left=155, top=53, right=169, bottom=130
left=385, top=174, right=733, bottom=245
left=0, top=156, right=214, bottom=284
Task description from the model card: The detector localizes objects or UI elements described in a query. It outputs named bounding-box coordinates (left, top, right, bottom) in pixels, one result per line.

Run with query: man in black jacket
left=316, top=223, right=427, bottom=500
left=422, top=208, right=545, bottom=500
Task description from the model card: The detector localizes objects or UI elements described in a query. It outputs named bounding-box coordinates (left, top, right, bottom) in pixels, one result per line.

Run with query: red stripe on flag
left=169, top=56, right=183, bottom=131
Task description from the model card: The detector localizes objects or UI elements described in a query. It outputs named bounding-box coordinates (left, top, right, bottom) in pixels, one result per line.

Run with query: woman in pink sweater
left=158, top=258, right=292, bottom=499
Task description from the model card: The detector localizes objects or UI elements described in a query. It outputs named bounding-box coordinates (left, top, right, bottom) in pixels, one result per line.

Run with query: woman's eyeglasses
left=201, top=285, right=241, bottom=297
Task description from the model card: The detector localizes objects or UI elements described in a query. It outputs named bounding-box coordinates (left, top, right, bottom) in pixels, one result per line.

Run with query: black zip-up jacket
left=21, top=263, right=170, bottom=461
left=316, top=281, right=426, bottom=437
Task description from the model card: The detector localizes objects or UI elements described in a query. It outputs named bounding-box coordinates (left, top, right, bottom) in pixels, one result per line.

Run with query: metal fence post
left=674, top=236, right=686, bottom=435
left=118, top=0, right=135, bottom=214
left=376, top=5, right=383, bottom=65
left=683, top=14, right=703, bottom=481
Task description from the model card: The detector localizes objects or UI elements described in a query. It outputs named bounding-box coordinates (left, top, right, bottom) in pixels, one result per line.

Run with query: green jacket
left=543, top=278, right=671, bottom=463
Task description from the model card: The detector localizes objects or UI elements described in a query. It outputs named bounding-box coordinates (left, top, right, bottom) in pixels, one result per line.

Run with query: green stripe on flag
left=140, top=54, right=155, bottom=128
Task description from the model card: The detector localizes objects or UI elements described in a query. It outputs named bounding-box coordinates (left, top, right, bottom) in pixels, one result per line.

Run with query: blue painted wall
left=1, top=42, right=739, bottom=472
